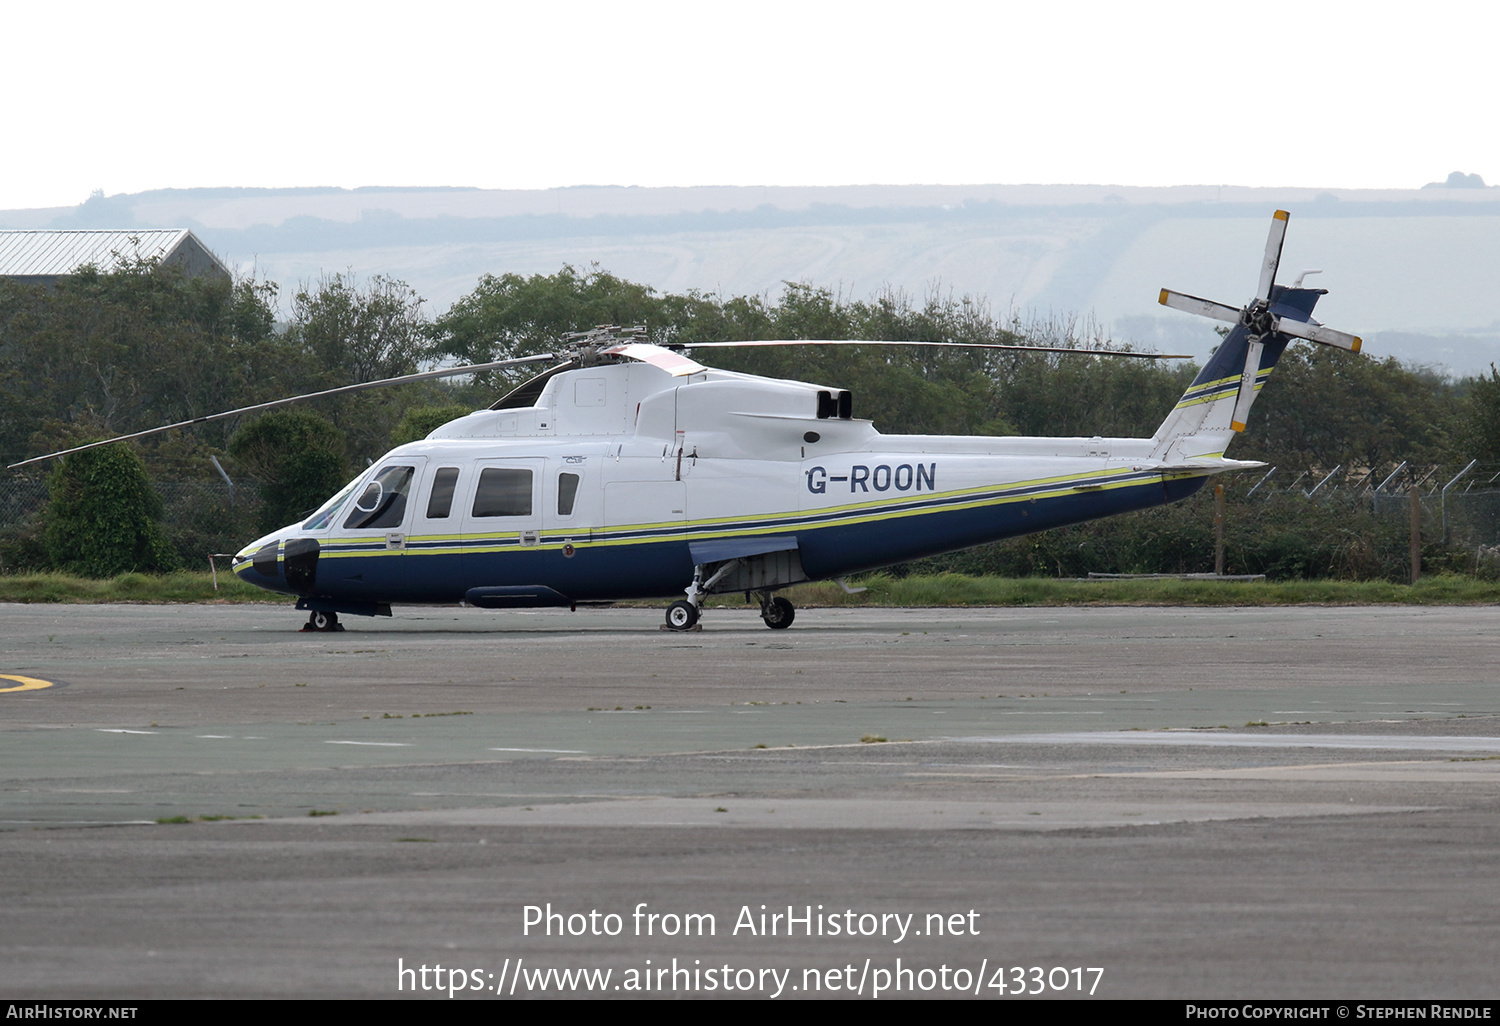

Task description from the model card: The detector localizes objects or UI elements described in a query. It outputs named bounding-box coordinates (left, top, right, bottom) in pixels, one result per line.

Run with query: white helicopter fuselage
left=232, top=359, right=1214, bottom=618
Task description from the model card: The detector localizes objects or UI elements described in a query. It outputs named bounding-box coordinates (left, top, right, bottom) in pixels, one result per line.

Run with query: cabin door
left=460, top=458, right=545, bottom=585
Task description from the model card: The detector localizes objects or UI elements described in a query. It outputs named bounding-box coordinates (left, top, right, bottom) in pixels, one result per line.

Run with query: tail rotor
left=1151, top=210, right=1363, bottom=460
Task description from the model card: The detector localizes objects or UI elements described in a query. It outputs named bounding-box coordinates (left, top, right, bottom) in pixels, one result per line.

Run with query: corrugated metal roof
left=0, top=229, right=220, bottom=277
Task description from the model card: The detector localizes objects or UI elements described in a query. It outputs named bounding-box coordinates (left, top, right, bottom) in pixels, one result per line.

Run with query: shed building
left=0, top=229, right=229, bottom=286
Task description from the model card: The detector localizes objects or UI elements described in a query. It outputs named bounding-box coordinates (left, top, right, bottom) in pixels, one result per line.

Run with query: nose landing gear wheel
left=301, top=610, right=344, bottom=633
left=665, top=600, right=700, bottom=631
left=760, top=596, right=795, bottom=630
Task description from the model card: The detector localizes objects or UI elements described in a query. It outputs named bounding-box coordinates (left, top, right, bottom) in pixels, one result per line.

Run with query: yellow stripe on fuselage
left=308, top=465, right=1178, bottom=559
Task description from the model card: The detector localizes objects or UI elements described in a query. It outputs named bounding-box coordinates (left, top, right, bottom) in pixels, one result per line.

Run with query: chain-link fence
left=1277, top=463, right=1500, bottom=553
left=899, top=461, right=1500, bottom=581
left=0, top=475, right=266, bottom=571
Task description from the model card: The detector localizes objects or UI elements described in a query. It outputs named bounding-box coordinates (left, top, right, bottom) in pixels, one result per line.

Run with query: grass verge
left=0, top=570, right=294, bottom=604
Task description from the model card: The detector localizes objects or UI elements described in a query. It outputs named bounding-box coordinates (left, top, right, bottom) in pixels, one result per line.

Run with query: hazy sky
left=6, top=0, right=1494, bottom=209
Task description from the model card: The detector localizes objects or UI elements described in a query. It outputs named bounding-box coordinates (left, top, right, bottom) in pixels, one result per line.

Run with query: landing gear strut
left=759, top=594, right=795, bottom=630
left=301, top=610, right=344, bottom=633
left=664, top=559, right=745, bottom=631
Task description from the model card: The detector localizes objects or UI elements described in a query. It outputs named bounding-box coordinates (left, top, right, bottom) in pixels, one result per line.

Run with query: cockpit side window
left=343, top=465, right=415, bottom=530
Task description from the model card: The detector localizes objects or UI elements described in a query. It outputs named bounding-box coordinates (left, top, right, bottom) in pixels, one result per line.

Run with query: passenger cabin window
left=344, top=466, right=415, bottom=530
left=426, top=467, right=460, bottom=519
left=557, top=473, right=580, bottom=517
left=472, top=467, right=532, bottom=518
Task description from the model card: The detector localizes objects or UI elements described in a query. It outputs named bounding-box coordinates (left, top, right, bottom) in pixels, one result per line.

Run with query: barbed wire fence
left=1249, top=462, right=1500, bottom=572
left=897, top=460, right=1500, bottom=581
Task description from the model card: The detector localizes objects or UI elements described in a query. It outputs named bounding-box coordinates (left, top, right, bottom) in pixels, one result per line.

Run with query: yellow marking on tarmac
left=0, top=673, right=60, bottom=693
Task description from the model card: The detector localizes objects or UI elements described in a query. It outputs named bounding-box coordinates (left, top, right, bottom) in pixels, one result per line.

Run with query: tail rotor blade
left=1230, top=339, right=1265, bottom=433
left=1158, top=289, right=1243, bottom=324
left=1256, top=210, right=1291, bottom=302
left=1273, top=317, right=1362, bottom=353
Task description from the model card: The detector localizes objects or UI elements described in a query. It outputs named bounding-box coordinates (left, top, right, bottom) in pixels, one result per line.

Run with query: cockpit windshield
left=300, top=476, right=363, bottom=531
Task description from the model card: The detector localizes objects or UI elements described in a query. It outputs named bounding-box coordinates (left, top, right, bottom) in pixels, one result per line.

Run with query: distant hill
left=6, top=182, right=1498, bottom=375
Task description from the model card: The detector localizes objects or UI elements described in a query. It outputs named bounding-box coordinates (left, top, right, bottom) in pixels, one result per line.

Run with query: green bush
left=43, top=446, right=178, bottom=577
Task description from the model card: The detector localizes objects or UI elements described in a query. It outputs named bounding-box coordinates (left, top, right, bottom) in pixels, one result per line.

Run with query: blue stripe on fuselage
left=245, top=473, right=1208, bottom=603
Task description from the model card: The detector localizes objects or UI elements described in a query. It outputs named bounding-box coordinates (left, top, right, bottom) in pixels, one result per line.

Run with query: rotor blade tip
left=1158, top=288, right=1169, bottom=305
left=1274, top=210, right=1289, bottom=221
left=1351, top=337, right=1363, bottom=353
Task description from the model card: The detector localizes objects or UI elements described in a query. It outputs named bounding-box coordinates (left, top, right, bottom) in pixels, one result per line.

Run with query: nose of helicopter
left=233, top=530, right=320, bottom=595
left=234, top=535, right=284, bottom=591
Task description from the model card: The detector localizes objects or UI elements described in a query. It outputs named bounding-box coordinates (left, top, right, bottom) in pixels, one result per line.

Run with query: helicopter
left=17, top=211, right=1359, bottom=632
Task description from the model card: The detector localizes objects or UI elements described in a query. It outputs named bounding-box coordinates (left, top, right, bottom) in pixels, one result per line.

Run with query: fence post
left=1410, top=487, right=1422, bottom=584
left=210, top=456, right=235, bottom=507
left=1214, top=482, right=1225, bottom=576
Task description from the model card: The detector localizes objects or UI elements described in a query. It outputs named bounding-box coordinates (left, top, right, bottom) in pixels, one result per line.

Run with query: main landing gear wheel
left=665, top=600, right=699, bottom=631
left=760, top=596, right=795, bottom=630
left=301, top=610, right=344, bottom=633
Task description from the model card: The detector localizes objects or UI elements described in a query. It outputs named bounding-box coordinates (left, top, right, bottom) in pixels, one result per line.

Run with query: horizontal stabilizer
left=1148, top=457, right=1267, bottom=474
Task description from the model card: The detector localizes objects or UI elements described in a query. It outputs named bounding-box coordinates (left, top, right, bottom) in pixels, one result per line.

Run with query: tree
left=282, top=273, right=430, bottom=463
left=228, top=411, right=349, bottom=534
left=0, top=261, right=284, bottom=465
left=1460, top=365, right=1500, bottom=464
left=390, top=404, right=473, bottom=446
left=429, top=264, right=662, bottom=391
left=1236, top=345, right=1462, bottom=472
left=43, top=445, right=177, bottom=577
left=287, top=272, right=426, bottom=385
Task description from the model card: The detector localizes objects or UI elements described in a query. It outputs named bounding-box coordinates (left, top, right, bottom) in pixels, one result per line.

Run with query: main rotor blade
left=601, top=343, right=706, bottom=376
left=1158, top=289, right=1243, bottom=324
left=7, top=353, right=560, bottom=470
left=679, top=339, right=1190, bottom=359
left=1273, top=317, right=1363, bottom=353
left=1256, top=210, right=1290, bottom=302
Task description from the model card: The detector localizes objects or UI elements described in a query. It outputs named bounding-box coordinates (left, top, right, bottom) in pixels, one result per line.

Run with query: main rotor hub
left=562, top=325, right=651, bottom=366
